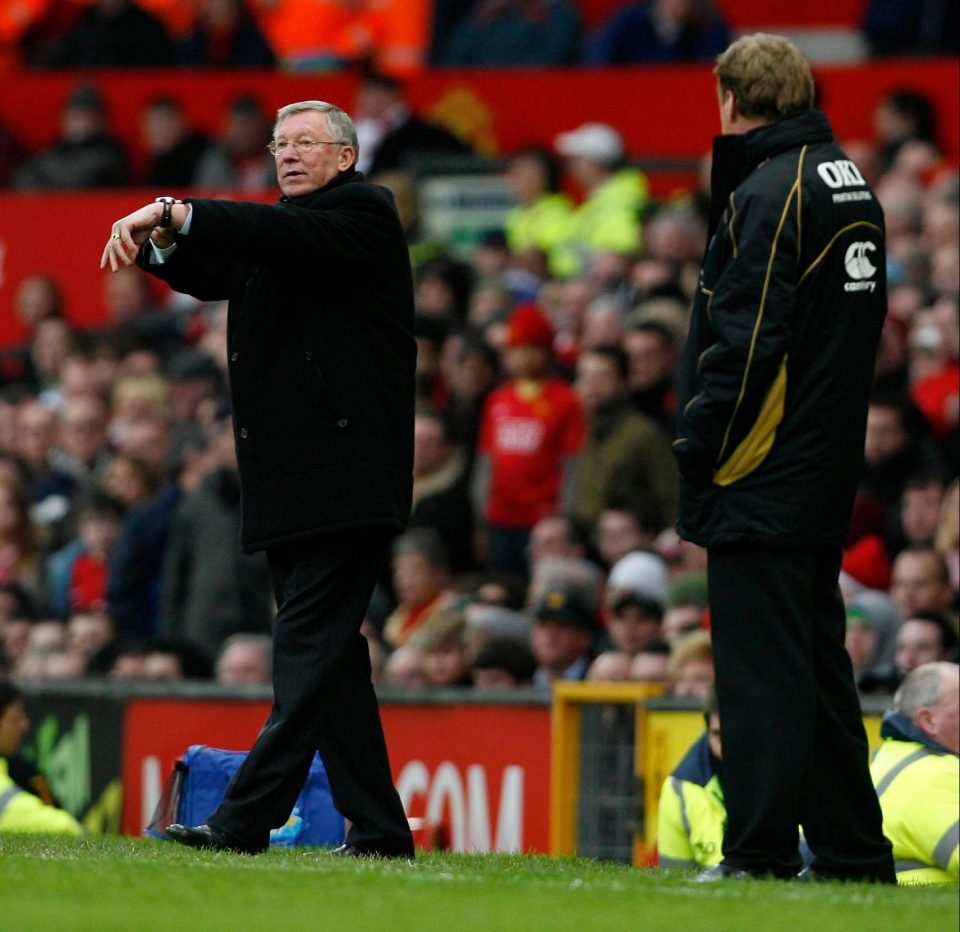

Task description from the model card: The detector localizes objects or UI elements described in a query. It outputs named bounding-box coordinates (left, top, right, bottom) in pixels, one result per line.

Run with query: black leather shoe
left=330, top=842, right=414, bottom=861
left=695, top=864, right=757, bottom=882
left=165, top=823, right=267, bottom=855
left=798, top=866, right=895, bottom=885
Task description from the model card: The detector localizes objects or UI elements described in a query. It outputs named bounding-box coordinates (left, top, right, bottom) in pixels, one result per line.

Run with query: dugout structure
left=550, top=684, right=887, bottom=866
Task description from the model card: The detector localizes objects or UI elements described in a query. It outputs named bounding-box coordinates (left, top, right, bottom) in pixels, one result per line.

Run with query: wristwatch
left=155, top=196, right=178, bottom=229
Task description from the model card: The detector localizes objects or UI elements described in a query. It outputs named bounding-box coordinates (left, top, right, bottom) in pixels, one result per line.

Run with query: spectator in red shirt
left=474, top=303, right=585, bottom=576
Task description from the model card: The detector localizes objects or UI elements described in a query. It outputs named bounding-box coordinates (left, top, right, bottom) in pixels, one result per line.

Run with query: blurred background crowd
left=0, top=0, right=956, bottom=703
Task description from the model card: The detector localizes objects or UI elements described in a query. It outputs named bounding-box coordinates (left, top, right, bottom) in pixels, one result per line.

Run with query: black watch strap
left=156, top=197, right=177, bottom=229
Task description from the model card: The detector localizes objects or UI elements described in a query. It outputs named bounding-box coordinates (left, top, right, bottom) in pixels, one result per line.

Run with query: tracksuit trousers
left=707, top=544, right=894, bottom=881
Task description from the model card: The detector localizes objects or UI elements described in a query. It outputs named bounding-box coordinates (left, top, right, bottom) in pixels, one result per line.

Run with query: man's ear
left=720, top=89, right=737, bottom=125
left=914, top=705, right=936, bottom=739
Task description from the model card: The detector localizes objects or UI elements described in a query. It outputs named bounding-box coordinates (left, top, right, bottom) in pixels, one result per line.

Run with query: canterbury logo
left=844, top=241, right=878, bottom=292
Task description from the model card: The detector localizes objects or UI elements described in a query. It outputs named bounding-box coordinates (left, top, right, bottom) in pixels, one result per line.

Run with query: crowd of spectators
left=0, top=41, right=957, bottom=706
left=0, top=0, right=956, bottom=76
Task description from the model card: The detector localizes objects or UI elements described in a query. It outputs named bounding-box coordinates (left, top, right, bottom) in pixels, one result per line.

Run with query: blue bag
left=146, top=745, right=344, bottom=848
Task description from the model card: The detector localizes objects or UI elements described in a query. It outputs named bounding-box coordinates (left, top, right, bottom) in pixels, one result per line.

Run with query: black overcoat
left=139, top=169, right=416, bottom=553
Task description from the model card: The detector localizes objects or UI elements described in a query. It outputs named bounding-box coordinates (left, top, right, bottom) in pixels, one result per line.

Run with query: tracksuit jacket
left=675, top=110, right=886, bottom=548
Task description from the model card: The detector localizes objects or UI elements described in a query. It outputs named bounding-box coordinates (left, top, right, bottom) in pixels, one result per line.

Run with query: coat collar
left=279, top=166, right=363, bottom=205
left=880, top=710, right=957, bottom=756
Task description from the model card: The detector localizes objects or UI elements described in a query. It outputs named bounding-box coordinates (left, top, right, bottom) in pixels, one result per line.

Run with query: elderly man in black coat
left=102, top=100, right=416, bottom=858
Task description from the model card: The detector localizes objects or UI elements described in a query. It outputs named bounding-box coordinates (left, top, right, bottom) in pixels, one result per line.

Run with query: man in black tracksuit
left=102, top=101, right=416, bottom=858
left=675, top=36, right=895, bottom=882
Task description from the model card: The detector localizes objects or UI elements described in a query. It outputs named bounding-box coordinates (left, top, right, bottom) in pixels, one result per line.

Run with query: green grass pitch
left=1, top=836, right=956, bottom=931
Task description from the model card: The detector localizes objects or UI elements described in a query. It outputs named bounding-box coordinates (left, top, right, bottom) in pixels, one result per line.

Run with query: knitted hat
left=505, top=302, right=554, bottom=348
left=841, top=534, right=891, bottom=592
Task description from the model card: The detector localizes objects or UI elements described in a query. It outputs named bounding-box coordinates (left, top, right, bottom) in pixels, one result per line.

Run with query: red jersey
left=479, top=377, right=585, bottom=528
left=70, top=553, right=107, bottom=613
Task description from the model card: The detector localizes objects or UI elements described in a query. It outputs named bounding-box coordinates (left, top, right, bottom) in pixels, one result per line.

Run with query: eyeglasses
left=268, top=138, right=345, bottom=156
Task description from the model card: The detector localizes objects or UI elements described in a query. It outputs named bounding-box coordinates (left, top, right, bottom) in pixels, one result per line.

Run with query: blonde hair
left=111, top=373, right=170, bottom=419
left=715, top=33, right=815, bottom=122
left=668, top=629, right=713, bottom=678
left=934, top=478, right=959, bottom=554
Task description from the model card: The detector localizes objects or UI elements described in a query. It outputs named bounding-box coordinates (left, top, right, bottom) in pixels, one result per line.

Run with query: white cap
left=554, top=122, right=624, bottom=164
left=607, top=550, right=668, bottom=602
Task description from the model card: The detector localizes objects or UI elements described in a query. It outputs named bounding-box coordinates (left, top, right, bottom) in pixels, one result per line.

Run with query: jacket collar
left=279, top=166, right=363, bottom=205
left=706, top=110, right=833, bottom=238
left=880, top=710, right=957, bottom=756
left=742, top=109, right=834, bottom=170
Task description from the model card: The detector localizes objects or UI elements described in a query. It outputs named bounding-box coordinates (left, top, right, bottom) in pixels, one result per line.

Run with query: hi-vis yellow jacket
left=870, top=713, right=958, bottom=885
left=657, top=733, right=725, bottom=868
left=0, top=757, right=82, bottom=836
left=504, top=192, right=574, bottom=278
left=553, top=168, right=648, bottom=278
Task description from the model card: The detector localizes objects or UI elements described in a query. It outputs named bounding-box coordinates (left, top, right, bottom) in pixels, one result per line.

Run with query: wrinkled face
left=272, top=111, right=355, bottom=198
left=926, top=672, right=959, bottom=754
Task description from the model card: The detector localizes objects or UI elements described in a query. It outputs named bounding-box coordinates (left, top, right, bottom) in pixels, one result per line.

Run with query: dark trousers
left=208, top=528, right=413, bottom=855
left=707, top=544, right=894, bottom=880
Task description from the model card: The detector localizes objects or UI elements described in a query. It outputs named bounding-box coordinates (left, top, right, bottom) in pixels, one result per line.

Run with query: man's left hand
left=100, top=203, right=165, bottom=272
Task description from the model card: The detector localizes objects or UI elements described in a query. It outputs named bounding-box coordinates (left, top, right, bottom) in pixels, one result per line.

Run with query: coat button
left=231, top=352, right=238, bottom=362
left=304, top=351, right=312, bottom=361
left=337, top=419, right=349, bottom=428
left=240, top=428, right=248, bottom=438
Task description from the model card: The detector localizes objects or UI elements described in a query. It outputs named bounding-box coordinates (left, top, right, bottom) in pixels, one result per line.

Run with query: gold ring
left=112, top=233, right=121, bottom=240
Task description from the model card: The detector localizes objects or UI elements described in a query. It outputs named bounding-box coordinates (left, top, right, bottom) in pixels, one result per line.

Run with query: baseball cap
left=554, top=123, right=624, bottom=165
left=611, top=591, right=664, bottom=619
left=534, top=586, right=596, bottom=630
left=607, top=551, right=668, bottom=604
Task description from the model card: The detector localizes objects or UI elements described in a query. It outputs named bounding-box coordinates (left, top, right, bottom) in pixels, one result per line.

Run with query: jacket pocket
left=713, top=354, right=788, bottom=486
left=304, top=351, right=351, bottom=431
